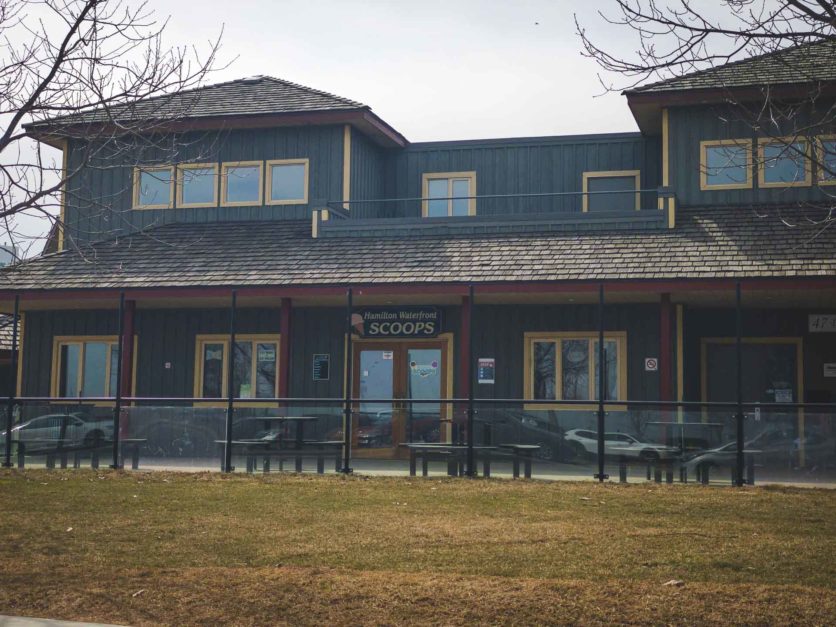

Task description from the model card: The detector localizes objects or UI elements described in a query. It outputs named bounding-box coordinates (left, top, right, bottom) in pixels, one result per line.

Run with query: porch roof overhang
left=0, top=203, right=833, bottom=311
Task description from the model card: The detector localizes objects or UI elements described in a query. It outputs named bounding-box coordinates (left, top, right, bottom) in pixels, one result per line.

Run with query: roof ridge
left=257, top=75, right=366, bottom=107
left=626, top=39, right=834, bottom=93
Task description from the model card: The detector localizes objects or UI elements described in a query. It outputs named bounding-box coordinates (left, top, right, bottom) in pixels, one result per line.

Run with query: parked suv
left=564, top=429, right=680, bottom=462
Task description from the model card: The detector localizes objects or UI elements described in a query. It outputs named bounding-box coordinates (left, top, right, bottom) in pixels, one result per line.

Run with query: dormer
left=624, top=41, right=836, bottom=218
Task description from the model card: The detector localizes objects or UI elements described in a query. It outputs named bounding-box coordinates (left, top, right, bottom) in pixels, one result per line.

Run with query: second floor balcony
left=313, top=187, right=675, bottom=238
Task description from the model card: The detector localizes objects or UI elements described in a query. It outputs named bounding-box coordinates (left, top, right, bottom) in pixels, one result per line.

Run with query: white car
left=564, top=429, right=679, bottom=462
left=4, top=414, right=110, bottom=447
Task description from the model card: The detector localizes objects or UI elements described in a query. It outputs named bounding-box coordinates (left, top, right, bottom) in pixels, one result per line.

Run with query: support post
left=660, top=294, right=673, bottom=402
left=465, top=284, right=475, bottom=476
left=223, top=290, right=237, bottom=473
left=110, top=292, right=125, bottom=469
left=279, top=298, right=292, bottom=399
left=735, top=282, right=744, bottom=487
left=341, top=288, right=353, bottom=474
left=3, top=294, right=19, bottom=468
left=595, top=284, right=608, bottom=482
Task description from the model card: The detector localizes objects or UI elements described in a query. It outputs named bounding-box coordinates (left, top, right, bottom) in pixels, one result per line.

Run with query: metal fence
left=3, top=396, right=834, bottom=486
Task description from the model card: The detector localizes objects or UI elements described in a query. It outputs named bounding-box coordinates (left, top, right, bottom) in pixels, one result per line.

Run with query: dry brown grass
left=0, top=470, right=834, bottom=625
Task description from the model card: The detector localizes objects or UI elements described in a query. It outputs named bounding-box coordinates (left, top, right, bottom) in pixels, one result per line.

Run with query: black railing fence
left=3, top=284, right=834, bottom=485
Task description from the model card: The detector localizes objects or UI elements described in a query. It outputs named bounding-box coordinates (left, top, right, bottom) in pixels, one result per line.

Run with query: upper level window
left=582, top=171, right=640, bottom=211
left=422, top=172, right=476, bottom=217
left=700, top=140, right=752, bottom=190
left=266, top=159, right=309, bottom=205
left=758, top=138, right=811, bottom=188
left=52, top=337, right=119, bottom=398
left=177, top=163, right=218, bottom=208
left=221, top=161, right=263, bottom=206
left=195, top=335, right=279, bottom=399
left=817, top=136, right=836, bottom=185
left=133, top=166, right=173, bottom=209
left=525, top=332, right=627, bottom=409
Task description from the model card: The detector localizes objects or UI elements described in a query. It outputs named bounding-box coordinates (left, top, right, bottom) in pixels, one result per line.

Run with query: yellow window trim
left=49, top=335, right=139, bottom=406
left=421, top=171, right=477, bottom=217
left=132, top=165, right=174, bottom=210
left=176, top=163, right=219, bottom=208
left=523, top=331, right=628, bottom=411
left=342, top=125, right=351, bottom=209
left=581, top=170, right=641, bottom=212
left=220, top=161, right=264, bottom=207
left=699, top=139, right=753, bottom=191
left=265, top=158, right=310, bottom=206
left=815, top=134, right=836, bottom=186
left=757, top=136, right=812, bottom=188
left=193, top=333, right=281, bottom=407
left=58, top=140, right=68, bottom=251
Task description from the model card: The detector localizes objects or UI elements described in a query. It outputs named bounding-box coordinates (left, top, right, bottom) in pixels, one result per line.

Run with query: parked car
left=3, top=413, right=111, bottom=447
left=564, top=429, right=680, bottom=462
left=683, top=427, right=836, bottom=476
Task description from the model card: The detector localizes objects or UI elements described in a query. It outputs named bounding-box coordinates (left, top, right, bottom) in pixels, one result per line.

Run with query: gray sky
left=161, top=0, right=639, bottom=140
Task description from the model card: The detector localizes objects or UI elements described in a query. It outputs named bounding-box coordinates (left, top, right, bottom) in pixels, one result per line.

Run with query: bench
left=16, top=439, right=146, bottom=470
left=217, top=439, right=342, bottom=474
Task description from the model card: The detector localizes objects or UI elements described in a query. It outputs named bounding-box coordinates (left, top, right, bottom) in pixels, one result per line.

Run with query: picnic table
left=216, top=416, right=341, bottom=473
left=400, top=443, right=498, bottom=477
left=15, top=438, right=147, bottom=470
left=497, top=444, right=541, bottom=479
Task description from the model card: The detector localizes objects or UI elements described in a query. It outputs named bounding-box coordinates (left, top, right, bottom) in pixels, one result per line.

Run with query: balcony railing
left=313, top=187, right=676, bottom=237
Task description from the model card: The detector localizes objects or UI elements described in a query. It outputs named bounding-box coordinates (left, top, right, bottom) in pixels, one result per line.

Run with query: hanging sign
left=351, top=307, right=441, bottom=338
left=312, top=354, right=330, bottom=381
left=809, top=314, right=836, bottom=332
left=478, top=358, right=495, bottom=384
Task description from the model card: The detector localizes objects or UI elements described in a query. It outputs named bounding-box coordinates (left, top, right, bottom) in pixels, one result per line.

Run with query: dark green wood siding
left=64, top=125, right=345, bottom=245
left=349, top=130, right=387, bottom=218
left=383, top=134, right=661, bottom=218
left=669, top=103, right=836, bottom=207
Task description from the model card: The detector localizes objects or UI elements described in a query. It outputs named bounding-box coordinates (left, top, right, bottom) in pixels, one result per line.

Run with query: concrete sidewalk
left=0, top=617, right=125, bottom=627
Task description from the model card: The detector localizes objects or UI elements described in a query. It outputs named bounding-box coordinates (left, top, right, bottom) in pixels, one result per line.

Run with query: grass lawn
left=0, top=471, right=834, bottom=625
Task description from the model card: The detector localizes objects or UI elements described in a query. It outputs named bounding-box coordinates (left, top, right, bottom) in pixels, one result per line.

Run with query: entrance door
left=353, top=340, right=448, bottom=458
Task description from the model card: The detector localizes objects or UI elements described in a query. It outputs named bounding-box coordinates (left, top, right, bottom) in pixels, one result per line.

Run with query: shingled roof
left=626, top=40, right=836, bottom=94
left=24, top=75, right=367, bottom=129
left=0, top=206, right=832, bottom=292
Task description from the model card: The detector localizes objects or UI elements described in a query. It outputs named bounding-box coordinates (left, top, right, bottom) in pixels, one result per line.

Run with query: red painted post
left=458, top=292, right=472, bottom=448
left=119, top=299, right=135, bottom=439
left=279, top=298, right=292, bottom=399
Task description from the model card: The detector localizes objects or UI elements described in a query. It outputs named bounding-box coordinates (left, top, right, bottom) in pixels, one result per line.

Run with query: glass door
left=353, top=340, right=449, bottom=458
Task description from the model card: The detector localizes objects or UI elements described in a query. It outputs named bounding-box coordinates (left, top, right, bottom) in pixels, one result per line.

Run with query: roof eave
left=624, top=81, right=836, bottom=135
left=25, top=107, right=408, bottom=148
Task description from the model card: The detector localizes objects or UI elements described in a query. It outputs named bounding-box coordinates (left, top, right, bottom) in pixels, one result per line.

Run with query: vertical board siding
left=64, top=125, right=344, bottom=245
left=670, top=103, right=836, bottom=207
left=382, top=134, right=661, bottom=218
left=349, top=133, right=387, bottom=218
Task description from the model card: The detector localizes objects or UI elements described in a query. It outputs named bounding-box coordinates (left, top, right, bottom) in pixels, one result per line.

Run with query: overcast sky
left=159, top=0, right=640, bottom=140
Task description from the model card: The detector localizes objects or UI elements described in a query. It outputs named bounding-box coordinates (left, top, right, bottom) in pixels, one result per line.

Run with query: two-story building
left=1, top=43, right=834, bottom=480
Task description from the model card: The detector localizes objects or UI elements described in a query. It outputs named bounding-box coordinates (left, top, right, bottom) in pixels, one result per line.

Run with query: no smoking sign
left=644, top=357, right=658, bottom=372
